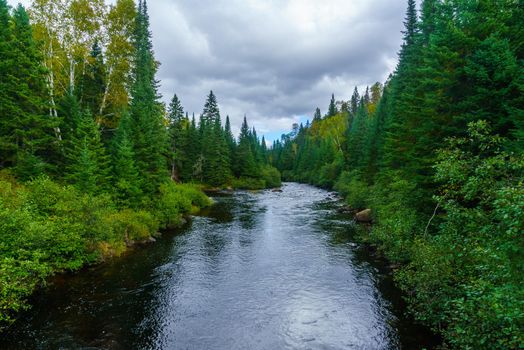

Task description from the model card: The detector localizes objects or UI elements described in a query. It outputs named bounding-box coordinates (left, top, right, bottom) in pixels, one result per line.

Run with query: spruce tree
left=234, top=116, right=259, bottom=178
left=66, top=111, right=111, bottom=193
left=79, top=40, right=106, bottom=119
left=0, top=4, right=55, bottom=177
left=313, top=107, right=322, bottom=122
left=112, top=112, right=142, bottom=207
left=327, top=93, right=337, bottom=117
left=128, top=0, right=168, bottom=194
left=202, top=90, right=220, bottom=126
left=167, top=93, right=186, bottom=181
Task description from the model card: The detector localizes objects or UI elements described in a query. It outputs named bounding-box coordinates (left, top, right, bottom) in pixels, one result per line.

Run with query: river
left=1, top=183, right=436, bottom=349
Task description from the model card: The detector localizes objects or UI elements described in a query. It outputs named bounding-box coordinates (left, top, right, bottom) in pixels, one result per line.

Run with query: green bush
left=261, top=166, right=282, bottom=188
left=156, top=182, right=212, bottom=228
left=334, top=171, right=369, bottom=210
left=0, top=177, right=213, bottom=328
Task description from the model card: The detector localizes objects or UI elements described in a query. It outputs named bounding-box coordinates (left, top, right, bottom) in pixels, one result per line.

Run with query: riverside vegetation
left=271, top=1, right=523, bottom=349
left=0, top=0, right=522, bottom=349
left=0, top=0, right=279, bottom=329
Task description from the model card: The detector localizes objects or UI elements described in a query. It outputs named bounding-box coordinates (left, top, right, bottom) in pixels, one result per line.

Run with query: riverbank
left=0, top=174, right=212, bottom=330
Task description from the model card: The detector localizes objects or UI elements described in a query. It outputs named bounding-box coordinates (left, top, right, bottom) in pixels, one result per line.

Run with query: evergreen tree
left=224, top=115, right=236, bottom=158
left=112, top=112, right=142, bottom=207
left=128, top=0, right=168, bottom=194
left=167, top=93, right=186, bottom=181
left=78, top=40, right=106, bottom=119
left=66, top=111, right=111, bottom=193
left=202, top=90, right=220, bottom=126
left=234, top=116, right=258, bottom=178
left=350, top=87, right=360, bottom=117
left=0, top=3, right=55, bottom=177
left=313, top=107, right=322, bottom=122
left=327, top=93, right=337, bottom=117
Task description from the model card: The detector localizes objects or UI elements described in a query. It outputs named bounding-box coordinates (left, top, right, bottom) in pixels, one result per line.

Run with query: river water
left=1, top=183, right=436, bottom=349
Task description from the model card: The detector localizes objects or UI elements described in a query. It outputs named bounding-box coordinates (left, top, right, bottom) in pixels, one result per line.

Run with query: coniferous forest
left=271, top=1, right=523, bottom=348
left=0, top=0, right=523, bottom=349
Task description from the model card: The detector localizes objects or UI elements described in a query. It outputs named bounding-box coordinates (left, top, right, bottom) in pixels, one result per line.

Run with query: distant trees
left=163, top=92, right=278, bottom=188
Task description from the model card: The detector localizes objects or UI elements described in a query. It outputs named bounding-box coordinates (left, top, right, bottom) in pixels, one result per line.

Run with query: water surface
left=1, top=183, right=435, bottom=349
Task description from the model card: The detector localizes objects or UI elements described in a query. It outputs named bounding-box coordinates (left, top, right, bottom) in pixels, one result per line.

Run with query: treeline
left=167, top=92, right=280, bottom=189
left=271, top=1, right=523, bottom=349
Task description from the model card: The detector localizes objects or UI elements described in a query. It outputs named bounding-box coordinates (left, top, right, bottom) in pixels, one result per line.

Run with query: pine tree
left=350, top=87, right=360, bottom=117
left=78, top=40, right=106, bottom=119
left=167, top=93, right=186, bottom=181
left=66, top=111, right=111, bottom=193
left=128, top=0, right=168, bottom=194
left=234, top=116, right=259, bottom=178
left=185, top=114, right=201, bottom=181
left=327, top=93, right=337, bottom=117
left=0, top=3, right=56, bottom=177
left=313, top=107, right=322, bottom=122
left=347, top=98, right=369, bottom=171
left=224, top=115, right=236, bottom=158
left=202, top=90, right=220, bottom=126
left=112, top=111, right=142, bottom=207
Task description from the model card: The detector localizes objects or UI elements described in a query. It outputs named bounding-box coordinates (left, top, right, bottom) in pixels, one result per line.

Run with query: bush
left=261, top=166, right=282, bottom=188
left=156, top=182, right=212, bottom=228
left=334, top=171, right=369, bottom=210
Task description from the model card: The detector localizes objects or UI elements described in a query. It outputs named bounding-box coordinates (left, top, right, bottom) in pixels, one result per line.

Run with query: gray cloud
left=148, top=0, right=407, bottom=138
left=11, top=0, right=408, bottom=139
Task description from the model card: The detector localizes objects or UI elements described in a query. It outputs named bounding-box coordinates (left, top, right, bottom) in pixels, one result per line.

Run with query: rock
left=355, top=209, right=372, bottom=223
left=272, top=188, right=283, bottom=193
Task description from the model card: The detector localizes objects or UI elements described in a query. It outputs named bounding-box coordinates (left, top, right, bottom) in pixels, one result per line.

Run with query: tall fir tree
left=167, top=93, right=186, bottom=181
left=66, top=110, right=111, bottom=193
left=234, top=116, right=259, bottom=178
left=128, top=0, right=168, bottom=194
left=0, top=3, right=56, bottom=177
left=202, top=90, right=220, bottom=126
left=327, top=93, right=337, bottom=117
left=78, top=40, right=106, bottom=120
left=112, top=111, right=142, bottom=207
left=313, top=107, right=322, bottom=122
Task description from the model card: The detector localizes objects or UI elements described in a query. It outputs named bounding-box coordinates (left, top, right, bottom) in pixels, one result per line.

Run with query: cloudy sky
left=10, top=0, right=407, bottom=141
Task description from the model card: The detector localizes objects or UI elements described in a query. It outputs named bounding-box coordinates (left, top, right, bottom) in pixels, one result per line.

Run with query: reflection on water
left=1, top=183, right=437, bottom=349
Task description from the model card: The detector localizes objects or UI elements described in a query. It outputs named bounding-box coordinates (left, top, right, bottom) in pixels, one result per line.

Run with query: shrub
left=261, top=166, right=282, bottom=188
left=334, top=171, right=369, bottom=210
left=156, top=182, right=212, bottom=228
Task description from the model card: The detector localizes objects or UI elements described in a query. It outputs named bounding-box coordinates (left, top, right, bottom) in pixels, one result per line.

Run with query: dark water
left=1, top=183, right=437, bottom=349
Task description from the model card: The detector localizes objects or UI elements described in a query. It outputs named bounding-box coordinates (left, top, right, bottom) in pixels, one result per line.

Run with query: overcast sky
left=9, top=0, right=407, bottom=141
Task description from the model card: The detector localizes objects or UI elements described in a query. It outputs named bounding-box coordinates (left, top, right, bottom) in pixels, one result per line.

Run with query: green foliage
left=397, top=122, right=524, bottom=349
left=156, top=182, right=212, bottom=228
left=261, top=165, right=282, bottom=189
left=334, top=171, right=368, bottom=210
left=0, top=176, right=210, bottom=329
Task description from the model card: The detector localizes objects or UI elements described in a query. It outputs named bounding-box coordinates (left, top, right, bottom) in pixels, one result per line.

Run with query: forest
left=0, top=0, right=522, bottom=349
left=271, top=1, right=523, bottom=348
left=0, top=0, right=278, bottom=329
